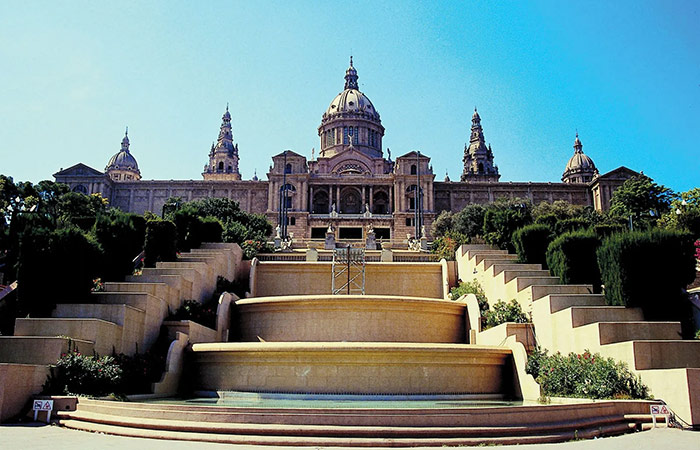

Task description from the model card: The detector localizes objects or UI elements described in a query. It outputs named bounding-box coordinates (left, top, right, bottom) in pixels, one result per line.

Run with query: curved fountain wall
left=233, top=295, right=466, bottom=343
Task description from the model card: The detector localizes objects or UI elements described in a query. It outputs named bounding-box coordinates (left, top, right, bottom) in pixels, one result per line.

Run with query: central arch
left=340, top=186, right=362, bottom=214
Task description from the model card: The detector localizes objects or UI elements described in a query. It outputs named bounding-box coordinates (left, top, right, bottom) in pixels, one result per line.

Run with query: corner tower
left=317, top=57, right=385, bottom=159
left=461, top=108, right=500, bottom=182
left=203, top=105, right=241, bottom=181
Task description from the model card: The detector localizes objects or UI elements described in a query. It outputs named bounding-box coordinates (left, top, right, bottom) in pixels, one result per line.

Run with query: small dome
left=472, top=108, right=480, bottom=120
left=325, top=89, right=379, bottom=119
left=565, top=151, right=595, bottom=172
left=106, top=150, right=139, bottom=171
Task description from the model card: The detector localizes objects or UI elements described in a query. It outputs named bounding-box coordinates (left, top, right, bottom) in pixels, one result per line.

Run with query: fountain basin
left=190, top=342, right=512, bottom=396
left=234, top=295, right=466, bottom=343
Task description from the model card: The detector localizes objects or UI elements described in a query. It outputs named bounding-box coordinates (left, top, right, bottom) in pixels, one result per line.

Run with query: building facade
left=55, top=58, right=636, bottom=241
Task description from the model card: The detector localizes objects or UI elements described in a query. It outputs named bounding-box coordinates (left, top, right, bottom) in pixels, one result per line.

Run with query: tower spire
left=344, top=56, right=358, bottom=90
left=121, top=126, right=130, bottom=152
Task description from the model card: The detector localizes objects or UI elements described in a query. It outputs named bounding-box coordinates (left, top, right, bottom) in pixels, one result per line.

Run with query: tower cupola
left=203, top=104, right=242, bottom=181
left=105, top=127, right=141, bottom=181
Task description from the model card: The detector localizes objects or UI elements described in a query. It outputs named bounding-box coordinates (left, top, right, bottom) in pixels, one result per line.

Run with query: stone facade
left=54, top=58, right=637, bottom=241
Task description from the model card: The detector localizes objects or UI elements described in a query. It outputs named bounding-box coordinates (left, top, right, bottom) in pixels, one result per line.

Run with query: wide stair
left=56, top=397, right=658, bottom=446
left=0, top=243, right=241, bottom=422
left=460, top=244, right=700, bottom=427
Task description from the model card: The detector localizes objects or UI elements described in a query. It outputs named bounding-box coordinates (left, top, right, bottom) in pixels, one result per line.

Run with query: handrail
left=0, top=280, right=18, bottom=304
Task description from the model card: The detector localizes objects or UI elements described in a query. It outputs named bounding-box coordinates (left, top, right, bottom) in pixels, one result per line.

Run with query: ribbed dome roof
left=106, top=150, right=139, bottom=171
left=565, top=151, right=595, bottom=172
left=325, top=89, right=379, bottom=118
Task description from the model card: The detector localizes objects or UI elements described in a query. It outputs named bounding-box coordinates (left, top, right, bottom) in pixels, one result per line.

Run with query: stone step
left=524, top=284, right=595, bottom=302
left=601, top=340, right=700, bottom=370
left=466, top=249, right=508, bottom=261
left=13, top=318, right=122, bottom=357
left=510, top=276, right=560, bottom=292
left=477, top=254, right=519, bottom=269
left=58, top=416, right=635, bottom=447
left=561, top=306, right=645, bottom=328
left=0, top=336, right=94, bottom=364
left=103, top=281, right=177, bottom=309
left=489, top=263, right=542, bottom=276
left=140, top=267, right=205, bottom=302
left=57, top=408, right=636, bottom=441
left=502, top=270, right=552, bottom=283
left=575, top=321, right=682, bottom=346
left=126, top=273, right=188, bottom=305
left=541, top=294, right=607, bottom=313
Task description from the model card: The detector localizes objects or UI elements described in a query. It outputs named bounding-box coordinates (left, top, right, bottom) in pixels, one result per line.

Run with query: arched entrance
left=340, top=187, right=362, bottom=214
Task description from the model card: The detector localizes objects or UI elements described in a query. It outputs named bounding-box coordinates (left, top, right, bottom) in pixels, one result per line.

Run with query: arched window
left=218, top=161, right=224, bottom=172
left=73, top=184, right=88, bottom=194
left=410, top=164, right=417, bottom=175
left=285, top=163, right=292, bottom=174
left=478, top=162, right=484, bottom=174
left=227, top=165, right=232, bottom=172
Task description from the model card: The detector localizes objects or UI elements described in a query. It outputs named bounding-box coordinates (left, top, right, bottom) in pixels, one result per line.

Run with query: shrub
left=546, top=231, right=602, bottom=293
left=597, top=230, right=696, bottom=327
left=431, top=211, right=455, bottom=237
left=93, top=210, right=146, bottom=281
left=241, top=239, right=273, bottom=259
left=431, top=231, right=467, bottom=261
left=593, top=223, right=626, bottom=238
left=483, top=299, right=529, bottom=329
left=454, top=204, right=487, bottom=239
left=450, top=279, right=489, bottom=327
left=168, top=299, right=216, bottom=329
left=198, top=216, right=223, bottom=243
left=529, top=349, right=649, bottom=400
left=144, top=219, right=178, bottom=267
left=483, top=199, right=532, bottom=251
left=553, top=217, right=590, bottom=235
left=43, top=350, right=122, bottom=397
left=512, top=224, right=553, bottom=268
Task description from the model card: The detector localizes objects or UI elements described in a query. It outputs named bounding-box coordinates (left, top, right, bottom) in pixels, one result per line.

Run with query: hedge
left=512, top=224, right=553, bottom=268
left=93, top=210, right=146, bottom=281
left=144, top=219, right=178, bottom=268
left=546, top=231, right=602, bottom=293
left=597, top=230, right=696, bottom=326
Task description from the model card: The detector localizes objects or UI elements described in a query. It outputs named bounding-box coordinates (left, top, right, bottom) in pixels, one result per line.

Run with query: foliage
left=609, top=174, right=674, bottom=230
left=93, top=209, right=146, bottom=281
left=431, top=231, right=468, bottom=261
left=512, top=224, right=553, bottom=268
left=143, top=219, right=178, bottom=267
left=241, top=239, right=274, bottom=259
left=198, top=216, right=224, bottom=243
left=553, top=217, right=590, bottom=235
left=546, top=231, right=602, bottom=293
left=483, top=299, right=530, bottom=329
left=215, top=276, right=248, bottom=299
left=57, top=192, right=108, bottom=229
left=597, top=230, right=696, bottom=330
left=528, top=349, right=649, bottom=400
left=593, top=223, right=626, bottom=238
left=483, top=198, right=532, bottom=251
left=453, top=204, right=487, bottom=239
left=16, top=226, right=102, bottom=317
left=168, top=299, right=216, bottom=329
left=431, top=211, right=455, bottom=237
left=658, top=188, right=700, bottom=239
left=450, top=279, right=489, bottom=327
left=43, top=350, right=122, bottom=397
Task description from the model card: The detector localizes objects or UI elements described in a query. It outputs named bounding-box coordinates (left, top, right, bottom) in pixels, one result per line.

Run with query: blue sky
left=0, top=1, right=698, bottom=192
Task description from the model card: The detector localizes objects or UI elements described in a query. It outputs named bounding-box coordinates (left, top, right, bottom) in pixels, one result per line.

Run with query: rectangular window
left=343, top=127, right=348, bottom=144
left=353, top=127, right=359, bottom=145
left=406, top=218, right=414, bottom=227
left=285, top=196, right=292, bottom=209
left=311, top=227, right=326, bottom=239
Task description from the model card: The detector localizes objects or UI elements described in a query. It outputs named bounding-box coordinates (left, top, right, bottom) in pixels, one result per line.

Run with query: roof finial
left=350, top=55, right=353, bottom=67
left=226, top=102, right=229, bottom=112
left=125, top=126, right=128, bottom=136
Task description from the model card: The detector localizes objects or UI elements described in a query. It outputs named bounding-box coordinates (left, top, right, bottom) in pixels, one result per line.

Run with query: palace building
left=54, top=58, right=636, bottom=241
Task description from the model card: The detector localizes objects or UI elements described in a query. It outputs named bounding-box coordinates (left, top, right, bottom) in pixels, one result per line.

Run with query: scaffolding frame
left=331, top=247, right=366, bottom=295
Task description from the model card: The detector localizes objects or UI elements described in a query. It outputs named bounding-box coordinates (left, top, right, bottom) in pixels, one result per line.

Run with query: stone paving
left=1, top=422, right=698, bottom=450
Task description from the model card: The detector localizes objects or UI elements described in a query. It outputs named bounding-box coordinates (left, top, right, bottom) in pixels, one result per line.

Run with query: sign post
left=650, top=404, right=670, bottom=427
left=32, top=399, right=53, bottom=423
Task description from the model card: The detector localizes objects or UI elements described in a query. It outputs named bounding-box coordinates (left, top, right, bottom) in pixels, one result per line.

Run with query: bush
left=431, top=231, right=467, bottom=261
left=454, top=204, right=487, bottom=239
left=241, top=239, right=274, bottom=259
left=483, top=199, right=532, bottom=251
left=528, top=349, right=649, bottom=400
left=593, top=223, right=626, bottom=238
left=16, top=226, right=102, bottom=317
left=483, top=299, right=529, bottom=329
left=450, top=279, right=489, bottom=326
left=144, top=219, right=178, bottom=268
left=168, top=299, right=216, bottom=329
left=431, top=211, right=455, bottom=238
left=597, top=230, right=696, bottom=328
left=553, top=217, right=590, bottom=235
left=546, top=231, right=602, bottom=293
left=93, top=210, right=146, bottom=281
left=198, top=216, right=223, bottom=243
left=43, top=350, right=122, bottom=397
left=512, top=224, right=553, bottom=268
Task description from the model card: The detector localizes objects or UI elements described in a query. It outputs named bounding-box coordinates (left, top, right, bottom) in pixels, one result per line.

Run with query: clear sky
left=0, top=1, right=698, bottom=192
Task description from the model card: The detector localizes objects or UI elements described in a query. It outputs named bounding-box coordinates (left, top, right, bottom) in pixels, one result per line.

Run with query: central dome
left=318, top=57, right=385, bottom=160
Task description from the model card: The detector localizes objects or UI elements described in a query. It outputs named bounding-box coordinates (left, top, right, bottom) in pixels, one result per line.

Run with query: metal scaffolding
left=331, top=247, right=366, bottom=295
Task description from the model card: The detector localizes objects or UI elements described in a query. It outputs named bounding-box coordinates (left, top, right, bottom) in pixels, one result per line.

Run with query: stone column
left=309, top=186, right=314, bottom=213
left=361, top=186, right=366, bottom=205
left=369, top=186, right=374, bottom=211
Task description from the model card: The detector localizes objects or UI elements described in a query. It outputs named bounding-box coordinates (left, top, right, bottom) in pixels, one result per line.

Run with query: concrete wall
left=252, top=262, right=444, bottom=299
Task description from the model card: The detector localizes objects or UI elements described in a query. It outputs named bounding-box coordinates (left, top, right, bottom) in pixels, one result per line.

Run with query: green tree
left=483, top=198, right=532, bottom=251
left=609, top=174, right=674, bottom=230
left=454, top=204, right=487, bottom=239
left=658, top=188, right=700, bottom=239
left=431, top=211, right=455, bottom=238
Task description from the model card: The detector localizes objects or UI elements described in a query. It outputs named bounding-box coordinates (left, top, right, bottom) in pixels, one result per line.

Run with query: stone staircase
left=0, top=243, right=242, bottom=422
left=459, top=244, right=700, bottom=427
left=55, top=397, right=658, bottom=446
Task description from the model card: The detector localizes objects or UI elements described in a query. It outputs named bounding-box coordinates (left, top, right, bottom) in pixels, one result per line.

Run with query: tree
left=483, top=198, right=532, bottom=251
left=431, top=211, right=455, bottom=238
left=658, top=188, right=700, bottom=239
left=609, top=174, right=674, bottom=230
left=454, top=204, right=487, bottom=239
